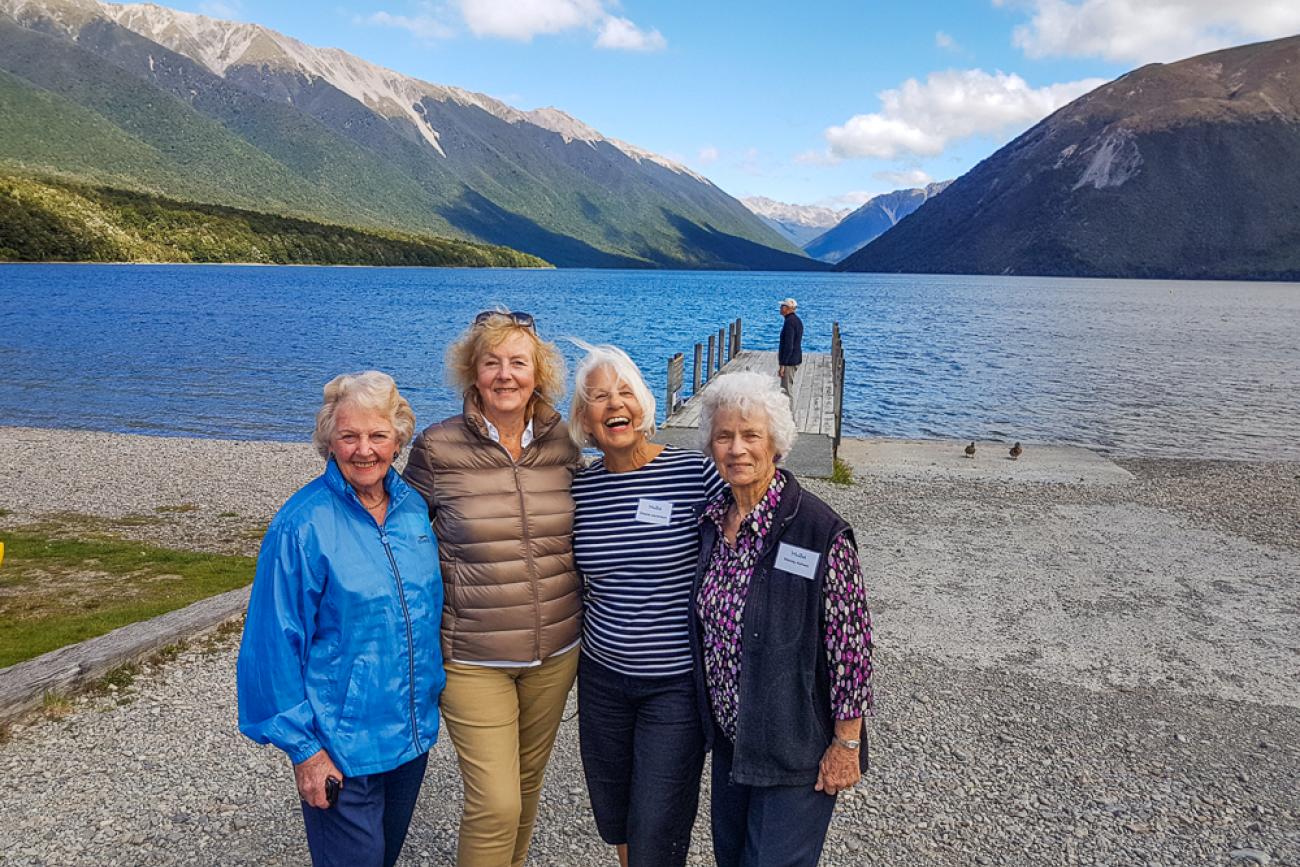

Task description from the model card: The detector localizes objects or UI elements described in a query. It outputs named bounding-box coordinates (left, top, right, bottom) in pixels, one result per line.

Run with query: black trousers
left=710, top=728, right=837, bottom=867
left=577, top=653, right=706, bottom=867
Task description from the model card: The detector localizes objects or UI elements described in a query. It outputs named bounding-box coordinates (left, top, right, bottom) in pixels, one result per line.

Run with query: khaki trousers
left=780, top=365, right=798, bottom=401
left=441, top=646, right=579, bottom=867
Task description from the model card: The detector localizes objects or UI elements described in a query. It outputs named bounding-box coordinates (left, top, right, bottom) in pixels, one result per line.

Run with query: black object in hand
left=325, top=776, right=341, bottom=807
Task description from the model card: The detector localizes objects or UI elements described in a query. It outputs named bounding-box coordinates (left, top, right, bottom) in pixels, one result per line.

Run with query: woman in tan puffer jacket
left=403, top=310, right=581, bottom=867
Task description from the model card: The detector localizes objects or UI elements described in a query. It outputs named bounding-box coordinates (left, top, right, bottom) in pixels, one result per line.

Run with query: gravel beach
left=1, top=426, right=1297, bottom=866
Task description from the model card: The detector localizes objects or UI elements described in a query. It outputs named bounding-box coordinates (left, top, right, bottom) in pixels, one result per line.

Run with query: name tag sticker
left=635, top=498, right=673, bottom=526
left=775, top=543, right=820, bottom=580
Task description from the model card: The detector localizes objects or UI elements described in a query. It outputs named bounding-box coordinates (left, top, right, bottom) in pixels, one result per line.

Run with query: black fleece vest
left=691, top=470, right=867, bottom=787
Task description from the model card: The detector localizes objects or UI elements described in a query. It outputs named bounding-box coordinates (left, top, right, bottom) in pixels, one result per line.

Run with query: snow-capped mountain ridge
left=0, top=0, right=701, bottom=175
left=741, top=196, right=848, bottom=229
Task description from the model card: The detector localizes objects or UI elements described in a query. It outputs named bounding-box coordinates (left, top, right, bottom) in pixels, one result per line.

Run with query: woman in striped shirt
left=568, top=343, right=725, bottom=867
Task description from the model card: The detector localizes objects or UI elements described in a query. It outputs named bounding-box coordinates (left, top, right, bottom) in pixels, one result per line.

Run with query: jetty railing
left=659, top=315, right=844, bottom=478
left=674, top=318, right=743, bottom=410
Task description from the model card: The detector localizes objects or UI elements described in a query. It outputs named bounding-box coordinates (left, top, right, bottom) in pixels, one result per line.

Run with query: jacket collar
left=324, top=457, right=410, bottom=517
left=700, top=468, right=803, bottom=559
left=461, top=394, right=562, bottom=446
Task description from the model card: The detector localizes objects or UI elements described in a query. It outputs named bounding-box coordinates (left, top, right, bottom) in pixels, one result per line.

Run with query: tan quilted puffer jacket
left=403, top=398, right=582, bottom=664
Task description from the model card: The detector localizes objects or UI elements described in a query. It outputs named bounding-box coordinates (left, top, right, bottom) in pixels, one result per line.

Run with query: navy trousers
left=300, top=752, right=428, bottom=867
left=578, top=653, right=707, bottom=867
left=710, top=729, right=837, bottom=867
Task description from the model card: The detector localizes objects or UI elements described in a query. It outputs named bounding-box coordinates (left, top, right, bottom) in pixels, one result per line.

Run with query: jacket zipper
left=512, top=464, right=543, bottom=661
left=379, top=525, right=422, bottom=755
left=473, top=412, right=545, bottom=663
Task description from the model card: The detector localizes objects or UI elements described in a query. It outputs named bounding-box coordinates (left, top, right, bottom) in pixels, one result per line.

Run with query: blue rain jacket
left=237, top=459, right=445, bottom=777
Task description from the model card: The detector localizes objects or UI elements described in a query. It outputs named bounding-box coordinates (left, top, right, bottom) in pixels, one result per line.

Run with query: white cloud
left=360, top=10, right=456, bottom=41
left=820, top=68, right=1106, bottom=161
left=198, top=0, right=242, bottom=18
left=697, top=145, right=720, bottom=164
left=818, top=191, right=877, bottom=210
left=873, top=168, right=934, bottom=188
left=456, top=0, right=665, bottom=50
left=1004, top=0, right=1300, bottom=63
left=595, top=16, right=666, bottom=51
left=935, top=30, right=958, bottom=50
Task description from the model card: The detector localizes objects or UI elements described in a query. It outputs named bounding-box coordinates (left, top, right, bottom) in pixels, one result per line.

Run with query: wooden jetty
left=654, top=317, right=845, bottom=477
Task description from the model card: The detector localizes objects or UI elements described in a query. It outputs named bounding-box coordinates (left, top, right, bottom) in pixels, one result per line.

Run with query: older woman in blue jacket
left=238, top=371, right=445, bottom=867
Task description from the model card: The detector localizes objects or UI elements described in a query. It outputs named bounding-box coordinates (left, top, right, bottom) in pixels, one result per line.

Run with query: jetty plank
left=659, top=346, right=841, bottom=477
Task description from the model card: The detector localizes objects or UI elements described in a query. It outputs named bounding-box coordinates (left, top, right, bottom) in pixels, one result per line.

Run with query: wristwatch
left=833, top=735, right=861, bottom=750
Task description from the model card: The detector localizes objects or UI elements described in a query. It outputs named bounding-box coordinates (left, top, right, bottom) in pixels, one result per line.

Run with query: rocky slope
left=839, top=35, right=1300, bottom=280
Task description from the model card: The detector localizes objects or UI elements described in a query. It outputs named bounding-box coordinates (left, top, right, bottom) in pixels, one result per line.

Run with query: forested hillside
left=0, top=174, right=550, bottom=267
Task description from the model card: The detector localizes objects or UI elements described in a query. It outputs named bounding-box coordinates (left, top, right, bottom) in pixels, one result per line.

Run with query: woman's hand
left=815, top=718, right=864, bottom=795
left=294, top=749, right=343, bottom=809
left=814, top=742, right=861, bottom=795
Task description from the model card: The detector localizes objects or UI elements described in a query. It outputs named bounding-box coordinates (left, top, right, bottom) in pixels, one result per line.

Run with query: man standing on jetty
left=778, top=297, right=803, bottom=401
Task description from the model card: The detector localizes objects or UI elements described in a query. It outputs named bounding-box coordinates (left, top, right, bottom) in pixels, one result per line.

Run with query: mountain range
left=0, top=0, right=817, bottom=269
left=839, top=35, right=1300, bottom=280
left=803, top=181, right=951, bottom=263
left=740, top=197, right=849, bottom=247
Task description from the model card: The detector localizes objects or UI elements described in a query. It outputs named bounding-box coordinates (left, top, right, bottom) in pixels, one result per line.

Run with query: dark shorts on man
left=577, top=653, right=706, bottom=867
left=710, top=728, right=837, bottom=867
left=300, top=752, right=428, bottom=867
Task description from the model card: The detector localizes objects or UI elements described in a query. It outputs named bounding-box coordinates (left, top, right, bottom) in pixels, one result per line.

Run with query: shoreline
left=1, top=425, right=1297, bottom=865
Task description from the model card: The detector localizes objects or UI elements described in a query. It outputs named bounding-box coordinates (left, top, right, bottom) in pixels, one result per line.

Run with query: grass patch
left=828, top=457, right=855, bottom=486
left=199, top=618, right=245, bottom=655
left=41, top=691, right=73, bottom=720
left=0, top=531, right=255, bottom=667
left=0, top=508, right=11, bottom=518
left=91, top=663, right=139, bottom=694
left=216, top=511, right=240, bottom=519
left=155, top=504, right=201, bottom=514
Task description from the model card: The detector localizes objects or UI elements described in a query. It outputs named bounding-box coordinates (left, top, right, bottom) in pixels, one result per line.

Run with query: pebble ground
left=1, top=427, right=1297, bottom=865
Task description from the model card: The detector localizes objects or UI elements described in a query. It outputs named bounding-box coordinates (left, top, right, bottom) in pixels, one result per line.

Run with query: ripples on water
left=1, top=264, right=1297, bottom=460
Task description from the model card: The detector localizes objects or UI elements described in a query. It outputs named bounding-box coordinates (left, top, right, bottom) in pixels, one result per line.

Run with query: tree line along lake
left=2, top=264, right=1297, bottom=462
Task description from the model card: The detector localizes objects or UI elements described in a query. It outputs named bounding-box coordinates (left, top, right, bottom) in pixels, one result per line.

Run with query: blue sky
left=175, top=0, right=1300, bottom=209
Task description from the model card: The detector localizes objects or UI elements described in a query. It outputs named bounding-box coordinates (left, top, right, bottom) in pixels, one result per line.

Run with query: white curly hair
left=696, top=371, right=797, bottom=460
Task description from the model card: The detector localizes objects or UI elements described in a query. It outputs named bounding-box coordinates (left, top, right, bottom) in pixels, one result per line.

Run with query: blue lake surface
left=2, top=264, right=1297, bottom=460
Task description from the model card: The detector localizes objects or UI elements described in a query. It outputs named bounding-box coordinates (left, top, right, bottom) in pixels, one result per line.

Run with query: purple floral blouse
left=697, top=472, right=875, bottom=741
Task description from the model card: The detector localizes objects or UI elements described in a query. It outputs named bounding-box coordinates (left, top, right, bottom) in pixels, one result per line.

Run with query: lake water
left=2, top=264, right=1297, bottom=460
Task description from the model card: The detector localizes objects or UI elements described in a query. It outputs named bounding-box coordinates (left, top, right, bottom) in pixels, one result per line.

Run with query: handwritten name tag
left=774, top=542, right=820, bottom=580
left=635, top=498, right=673, bottom=526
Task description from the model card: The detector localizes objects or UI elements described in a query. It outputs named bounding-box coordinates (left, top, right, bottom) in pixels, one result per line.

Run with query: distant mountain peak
left=800, top=182, right=951, bottom=264
left=740, top=196, right=850, bottom=246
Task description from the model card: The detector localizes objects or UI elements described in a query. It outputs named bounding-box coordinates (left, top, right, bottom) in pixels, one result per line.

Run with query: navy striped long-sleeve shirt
left=571, top=446, right=727, bottom=677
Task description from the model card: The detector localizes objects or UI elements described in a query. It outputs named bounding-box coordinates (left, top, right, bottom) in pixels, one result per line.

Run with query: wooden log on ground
left=0, top=586, right=251, bottom=724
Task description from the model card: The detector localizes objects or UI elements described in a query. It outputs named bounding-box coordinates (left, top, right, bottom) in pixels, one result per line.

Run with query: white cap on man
left=780, top=297, right=798, bottom=309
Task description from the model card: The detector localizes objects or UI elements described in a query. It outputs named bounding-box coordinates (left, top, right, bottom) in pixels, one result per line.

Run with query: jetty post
left=657, top=315, right=844, bottom=477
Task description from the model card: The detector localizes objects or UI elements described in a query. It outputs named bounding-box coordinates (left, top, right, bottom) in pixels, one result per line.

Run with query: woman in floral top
left=690, top=370, right=874, bottom=867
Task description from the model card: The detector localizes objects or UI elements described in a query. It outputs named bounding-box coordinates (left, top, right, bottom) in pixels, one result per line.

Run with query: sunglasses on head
left=473, top=310, right=536, bottom=331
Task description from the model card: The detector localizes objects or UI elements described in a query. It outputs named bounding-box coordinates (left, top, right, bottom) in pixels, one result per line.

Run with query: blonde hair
left=697, top=371, right=798, bottom=461
left=312, top=371, right=416, bottom=459
left=568, top=341, right=657, bottom=448
left=444, top=312, right=566, bottom=411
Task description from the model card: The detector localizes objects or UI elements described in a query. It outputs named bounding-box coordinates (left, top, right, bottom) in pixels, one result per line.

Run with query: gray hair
left=568, top=341, right=657, bottom=448
left=312, top=370, right=416, bottom=459
left=697, top=371, right=797, bottom=460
